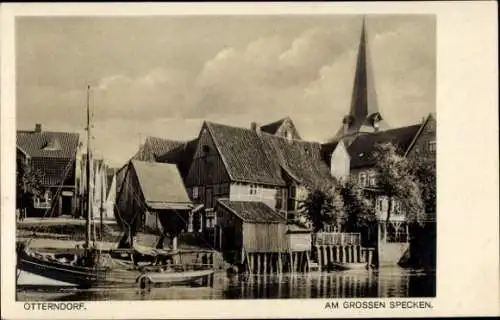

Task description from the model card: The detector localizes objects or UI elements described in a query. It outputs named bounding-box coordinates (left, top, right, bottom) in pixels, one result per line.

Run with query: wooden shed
left=215, top=199, right=287, bottom=253
left=115, top=160, right=193, bottom=249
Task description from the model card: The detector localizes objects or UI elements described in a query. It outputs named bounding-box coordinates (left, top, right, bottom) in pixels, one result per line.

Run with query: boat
left=16, top=85, right=214, bottom=289
left=327, top=262, right=369, bottom=271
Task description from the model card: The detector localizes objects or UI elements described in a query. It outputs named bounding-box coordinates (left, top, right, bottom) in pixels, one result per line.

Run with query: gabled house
left=16, top=124, right=80, bottom=217
left=115, top=160, right=193, bottom=249
left=184, top=119, right=334, bottom=254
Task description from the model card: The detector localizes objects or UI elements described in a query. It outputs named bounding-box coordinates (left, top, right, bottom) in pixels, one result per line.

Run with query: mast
left=85, top=85, right=92, bottom=249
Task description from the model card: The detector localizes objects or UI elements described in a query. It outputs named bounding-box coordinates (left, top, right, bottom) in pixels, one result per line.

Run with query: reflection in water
left=17, top=267, right=435, bottom=301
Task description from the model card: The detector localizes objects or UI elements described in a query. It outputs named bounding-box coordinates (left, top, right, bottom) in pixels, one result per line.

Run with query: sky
left=16, top=15, right=436, bottom=167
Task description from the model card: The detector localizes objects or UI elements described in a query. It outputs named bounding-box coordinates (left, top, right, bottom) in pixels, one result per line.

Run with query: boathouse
left=115, top=160, right=193, bottom=249
left=215, top=199, right=313, bottom=273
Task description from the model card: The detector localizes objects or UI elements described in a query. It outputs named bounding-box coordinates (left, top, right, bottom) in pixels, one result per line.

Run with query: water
left=17, top=267, right=435, bottom=301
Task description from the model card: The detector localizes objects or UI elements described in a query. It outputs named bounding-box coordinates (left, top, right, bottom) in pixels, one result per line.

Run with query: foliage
left=297, top=186, right=343, bottom=232
left=337, top=178, right=376, bottom=232
left=298, top=178, right=375, bottom=233
left=16, top=157, right=45, bottom=208
left=373, top=143, right=425, bottom=225
left=410, top=158, right=436, bottom=215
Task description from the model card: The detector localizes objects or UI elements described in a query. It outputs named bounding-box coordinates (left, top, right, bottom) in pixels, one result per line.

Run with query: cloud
left=16, top=16, right=435, bottom=166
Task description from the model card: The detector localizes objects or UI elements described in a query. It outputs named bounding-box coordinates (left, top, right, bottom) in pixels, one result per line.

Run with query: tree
left=297, top=186, right=344, bottom=232
left=337, top=178, right=376, bottom=232
left=373, top=142, right=425, bottom=226
left=410, top=158, right=436, bottom=215
left=16, top=157, right=45, bottom=213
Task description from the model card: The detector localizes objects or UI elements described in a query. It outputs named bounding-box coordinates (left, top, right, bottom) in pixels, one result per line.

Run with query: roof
left=133, top=137, right=186, bottom=161
left=320, top=140, right=339, bottom=164
left=131, top=160, right=192, bottom=210
left=347, top=124, right=421, bottom=169
left=261, top=134, right=336, bottom=190
left=146, top=137, right=185, bottom=159
left=156, top=138, right=198, bottom=178
left=260, top=117, right=288, bottom=135
left=216, top=199, right=286, bottom=223
left=206, top=122, right=285, bottom=186
left=17, top=130, right=79, bottom=159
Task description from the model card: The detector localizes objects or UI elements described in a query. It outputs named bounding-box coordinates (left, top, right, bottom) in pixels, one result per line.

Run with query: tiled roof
left=261, top=134, right=336, bottom=190
left=347, top=125, right=421, bottom=169
left=146, top=137, right=185, bottom=159
left=17, top=130, right=79, bottom=159
left=260, top=118, right=287, bottom=135
left=131, top=160, right=192, bottom=210
left=30, top=157, right=76, bottom=186
left=216, top=199, right=286, bottom=223
left=156, top=138, right=198, bottom=179
left=206, top=122, right=285, bottom=186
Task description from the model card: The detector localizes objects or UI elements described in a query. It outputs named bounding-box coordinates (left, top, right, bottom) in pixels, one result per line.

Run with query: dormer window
left=42, top=138, right=61, bottom=151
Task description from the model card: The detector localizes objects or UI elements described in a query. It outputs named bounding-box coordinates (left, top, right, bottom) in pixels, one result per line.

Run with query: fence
left=313, top=232, right=361, bottom=246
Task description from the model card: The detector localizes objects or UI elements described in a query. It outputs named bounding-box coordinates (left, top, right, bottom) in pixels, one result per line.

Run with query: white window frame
left=359, top=173, right=367, bottom=187
left=429, top=140, right=436, bottom=152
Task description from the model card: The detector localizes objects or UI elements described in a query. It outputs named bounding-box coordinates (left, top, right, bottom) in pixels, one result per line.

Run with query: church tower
left=333, top=18, right=389, bottom=144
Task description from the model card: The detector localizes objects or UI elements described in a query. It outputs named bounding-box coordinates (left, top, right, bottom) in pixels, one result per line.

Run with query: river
left=17, top=267, right=435, bottom=301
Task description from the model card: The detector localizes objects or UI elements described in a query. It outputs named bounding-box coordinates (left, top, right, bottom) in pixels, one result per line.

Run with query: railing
left=314, top=232, right=361, bottom=246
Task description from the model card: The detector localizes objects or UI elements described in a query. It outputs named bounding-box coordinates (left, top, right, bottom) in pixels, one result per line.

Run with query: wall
left=185, top=126, right=230, bottom=187
left=229, top=183, right=279, bottom=209
left=330, top=141, right=350, bottom=180
left=406, top=115, right=436, bottom=161
left=242, top=223, right=288, bottom=253
left=287, top=232, right=312, bottom=252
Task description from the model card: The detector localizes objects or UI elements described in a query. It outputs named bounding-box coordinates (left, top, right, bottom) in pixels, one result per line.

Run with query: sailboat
left=16, top=85, right=214, bottom=289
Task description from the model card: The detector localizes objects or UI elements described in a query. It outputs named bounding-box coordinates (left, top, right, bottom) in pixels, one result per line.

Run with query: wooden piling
left=278, top=252, right=283, bottom=274
left=288, top=250, right=293, bottom=273
left=263, top=253, right=268, bottom=274
left=341, top=246, right=347, bottom=263
left=270, top=253, right=274, bottom=274
left=322, top=246, right=327, bottom=268
left=335, top=245, right=340, bottom=262
left=347, top=246, right=352, bottom=263
left=257, top=253, right=261, bottom=274
left=329, top=245, right=334, bottom=265
left=317, top=246, right=322, bottom=271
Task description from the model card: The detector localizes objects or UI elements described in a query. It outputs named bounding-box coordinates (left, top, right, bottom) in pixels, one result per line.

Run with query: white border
left=2, top=2, right=499, bottom=319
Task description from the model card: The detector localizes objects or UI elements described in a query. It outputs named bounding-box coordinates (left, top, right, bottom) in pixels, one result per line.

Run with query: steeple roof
left=333, top=17, right=389, bottom=141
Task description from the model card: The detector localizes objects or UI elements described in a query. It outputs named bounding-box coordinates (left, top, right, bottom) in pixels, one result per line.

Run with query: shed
left=215, top=199, right=288, bottom=253
left=115, top=160, right=193, bottom=248
left=286, top=223, right=312, bottom=252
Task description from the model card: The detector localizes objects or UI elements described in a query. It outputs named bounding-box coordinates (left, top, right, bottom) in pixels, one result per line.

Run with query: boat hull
left=328, top=262, right=368, bottom=271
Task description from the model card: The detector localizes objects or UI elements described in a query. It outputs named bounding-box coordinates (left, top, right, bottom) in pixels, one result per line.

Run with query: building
left=183, top=119, right=334, bottom=260
left=115, top=160, right=193, bottom=249
left=16, top=124, right=80, bottom=217
left=320, top=19, right=436, bottom=266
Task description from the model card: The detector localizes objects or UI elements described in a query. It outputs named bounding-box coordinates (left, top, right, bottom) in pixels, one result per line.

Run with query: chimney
left=35, top=123, right=42, bottom=133
left=250, top=122, right=257, bottom=131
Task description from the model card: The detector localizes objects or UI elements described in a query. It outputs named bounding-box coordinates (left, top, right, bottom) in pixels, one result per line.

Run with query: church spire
left=335, top=16, right=388, bottom=142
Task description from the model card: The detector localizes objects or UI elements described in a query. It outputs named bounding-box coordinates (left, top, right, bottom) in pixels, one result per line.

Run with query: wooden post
left=335, top=245, right=340, bottom=262
left=171, top=236, right=178, bottom=251
left=368, top=249, right=374, bottom=267
left=269, top=253, right=274, bottom=274
left=322, top=246, right=328, bottom=268
left=317, top=246, right=322, bottom=272
left=288, top=250, right=293, bottom=273
left=246, top=251, right=251, bottom=274
left=341, top=246, right=347, bottom=263
left=257, top=253, right=261, bottom=274
left=241, top=247, right=245, bottom=265
left=293, top=252, right=298, bottom=272
left=278, top=252, right=283, bottom=274
left=263, top=253, right=268, bottom=274
left=329, top=245, right=334, bottom=265
left=347, top=246, right=352, bottom=263
left=249, top=253, right=254, bottom=274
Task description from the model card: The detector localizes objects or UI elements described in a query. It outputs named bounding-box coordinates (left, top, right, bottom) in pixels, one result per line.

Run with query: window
left=359, top=173, right=367, bottom=187
left=275, top=188, right=283, bottom=211
left=428, top=140, right=436, bottom=153
left=376, top=198, right=384, bottom=212
left=249, top=184, right=260, bottom=196
left=192, top=187, right=199, bottom=199
left=368, top=172, right=376, bottom=187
